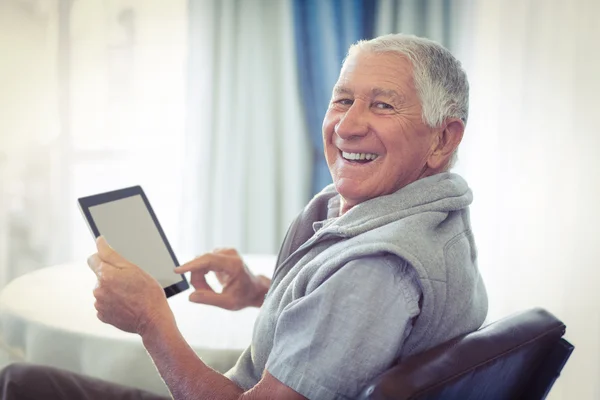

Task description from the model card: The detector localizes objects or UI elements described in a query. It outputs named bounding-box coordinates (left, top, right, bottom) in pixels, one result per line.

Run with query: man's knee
left=0, top=362, right=57, bottom=399
left=0, top=363, right=34, bottom=386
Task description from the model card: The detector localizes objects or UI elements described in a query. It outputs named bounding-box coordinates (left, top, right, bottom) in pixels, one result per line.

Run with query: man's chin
left=334, top=180, right=372, bottom=208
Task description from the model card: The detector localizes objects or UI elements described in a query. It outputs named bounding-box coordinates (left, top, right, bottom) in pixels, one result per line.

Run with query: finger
left=175, top=253, right=234, bottom=274
left=96, top=236, right=128, bottom=268
left=87, top=254, right=102, bottom=277
left=175, top=254, right=213, bottom=274
left=189, top=290, right=237, bottom=310
left=190, top=272, right=215, bottom=292
left=96, top=310, right=108, bottom=324
left=212, top=248, right=238, bottom=256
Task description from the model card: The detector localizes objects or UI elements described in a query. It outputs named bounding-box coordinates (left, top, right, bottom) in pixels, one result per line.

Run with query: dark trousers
left=0, top=363, right=171, bottom=400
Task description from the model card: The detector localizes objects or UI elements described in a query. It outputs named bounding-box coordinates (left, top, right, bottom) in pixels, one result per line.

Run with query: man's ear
left=426, top=118, right=465, bottom=170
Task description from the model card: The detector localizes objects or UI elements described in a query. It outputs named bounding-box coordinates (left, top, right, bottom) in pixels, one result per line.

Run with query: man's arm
left=88, top=237, right=303, bottom=400
left=141, top=314, right=305, bottom=400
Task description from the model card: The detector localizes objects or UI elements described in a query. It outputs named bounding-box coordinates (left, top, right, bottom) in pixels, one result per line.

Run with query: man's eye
left=335, top=99, right=353, bottom=106
left=374, top=102, right=393, bottom=110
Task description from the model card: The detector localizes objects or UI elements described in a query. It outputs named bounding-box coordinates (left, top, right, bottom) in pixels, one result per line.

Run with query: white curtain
left=0, top=0, right=61, bottom=286
left=0, top=0, right=309, bottom=283
left=180, top=0, right=310, bottom=257
left=374, top=0, right=467, bottom=46
left=455, top=1, right=600, bottom=399
left=66, top=0, right=189, bottom=264
left=0, top=0, right=189, bottom=285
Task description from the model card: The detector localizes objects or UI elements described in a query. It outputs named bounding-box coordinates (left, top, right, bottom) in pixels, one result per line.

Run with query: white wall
left=456, top=1, right=600, bottom=398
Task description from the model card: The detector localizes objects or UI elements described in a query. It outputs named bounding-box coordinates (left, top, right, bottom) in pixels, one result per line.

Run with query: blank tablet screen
left=87, top=194, right=182, bottom=289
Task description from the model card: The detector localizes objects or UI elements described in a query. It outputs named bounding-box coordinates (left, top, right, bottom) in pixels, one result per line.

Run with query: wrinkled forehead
left=336, top=50, right=416, bottom=93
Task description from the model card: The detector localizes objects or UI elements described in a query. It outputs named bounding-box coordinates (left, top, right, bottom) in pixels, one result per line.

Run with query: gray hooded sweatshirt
left=226, top=172, right=488, bottom=395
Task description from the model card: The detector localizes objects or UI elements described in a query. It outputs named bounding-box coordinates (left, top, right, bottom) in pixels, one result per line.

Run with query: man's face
left=322, top=51, right=438, bottom=214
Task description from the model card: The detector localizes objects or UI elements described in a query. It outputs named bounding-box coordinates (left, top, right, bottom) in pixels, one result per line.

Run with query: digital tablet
left=78, top=185, right=189, bottom=298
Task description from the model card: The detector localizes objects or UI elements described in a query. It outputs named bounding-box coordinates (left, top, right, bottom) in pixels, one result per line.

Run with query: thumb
left=189, top=290, right=237, bottom=310
left=96, top=236, right=128, bottom=267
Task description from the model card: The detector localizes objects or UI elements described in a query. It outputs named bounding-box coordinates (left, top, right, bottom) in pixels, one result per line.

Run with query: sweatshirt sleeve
left=265, top=254, right=422, bottom=400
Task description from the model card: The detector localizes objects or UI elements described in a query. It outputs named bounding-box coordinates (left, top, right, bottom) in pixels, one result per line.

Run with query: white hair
left=347, top=33, right=469, bottom=169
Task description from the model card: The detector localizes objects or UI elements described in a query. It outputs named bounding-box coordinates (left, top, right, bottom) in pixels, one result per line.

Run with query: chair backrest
left=358, top=308, right=574, bottom=400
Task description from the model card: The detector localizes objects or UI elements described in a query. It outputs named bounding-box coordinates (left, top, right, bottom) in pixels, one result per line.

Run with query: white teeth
left=342, top=151, right=378, bottom=161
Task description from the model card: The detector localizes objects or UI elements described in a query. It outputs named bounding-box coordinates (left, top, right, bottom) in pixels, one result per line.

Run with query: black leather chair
left=358, top=308, right=573, bottom=400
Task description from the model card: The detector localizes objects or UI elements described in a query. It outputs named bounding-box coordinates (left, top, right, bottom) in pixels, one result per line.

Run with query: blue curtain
left=374, top=0, right=457, bottom=50
left=293, top=0, right=377, bottom=196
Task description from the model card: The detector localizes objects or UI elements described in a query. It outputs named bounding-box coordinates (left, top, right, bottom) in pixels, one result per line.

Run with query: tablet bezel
left=78, top=185, right=189, bottom=298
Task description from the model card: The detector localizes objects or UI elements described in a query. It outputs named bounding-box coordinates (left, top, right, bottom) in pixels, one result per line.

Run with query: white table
left=0, top=255, right=276, bottom=395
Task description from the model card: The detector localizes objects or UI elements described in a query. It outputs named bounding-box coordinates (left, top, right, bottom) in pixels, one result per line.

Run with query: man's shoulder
left=327, top=254, right=422, bottom=313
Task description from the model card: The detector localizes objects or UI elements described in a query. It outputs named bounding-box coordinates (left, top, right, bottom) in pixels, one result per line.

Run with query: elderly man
left=0, top=33, right=487, bottom=400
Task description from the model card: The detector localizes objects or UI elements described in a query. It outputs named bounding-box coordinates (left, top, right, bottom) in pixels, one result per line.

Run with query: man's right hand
left=174, top=248, right=271, bottom=310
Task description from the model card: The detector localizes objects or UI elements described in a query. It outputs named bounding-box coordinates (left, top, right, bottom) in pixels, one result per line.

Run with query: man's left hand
left=87, top=236, right=173, bottom=336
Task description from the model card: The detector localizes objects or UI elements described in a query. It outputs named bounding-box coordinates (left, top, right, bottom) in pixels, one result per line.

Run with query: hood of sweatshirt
left=316, top=172, right=472, bottom=238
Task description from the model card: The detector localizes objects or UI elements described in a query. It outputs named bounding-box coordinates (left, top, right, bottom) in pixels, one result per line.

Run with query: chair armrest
left=358, top=308, right=566, bottom=400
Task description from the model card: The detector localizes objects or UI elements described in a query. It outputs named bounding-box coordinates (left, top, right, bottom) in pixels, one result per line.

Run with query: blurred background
left=1, top=0, right=599, bottom=398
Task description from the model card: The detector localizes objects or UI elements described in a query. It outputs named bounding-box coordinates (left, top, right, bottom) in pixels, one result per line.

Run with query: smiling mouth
left=341, top=151, right=379, bottom=164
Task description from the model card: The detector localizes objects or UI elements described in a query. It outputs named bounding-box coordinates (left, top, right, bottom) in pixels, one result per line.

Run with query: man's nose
left=335, top=103, right=369, bottom=140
